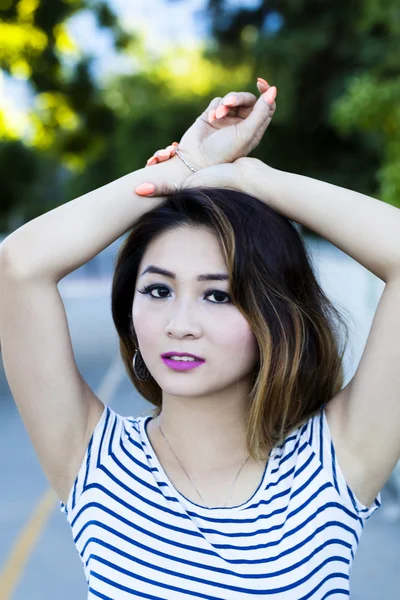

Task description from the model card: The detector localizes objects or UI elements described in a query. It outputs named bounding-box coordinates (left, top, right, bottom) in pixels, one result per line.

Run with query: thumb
left=134, top=179, right=179, bottom=197
left=236, top=85, right=277, bottom=149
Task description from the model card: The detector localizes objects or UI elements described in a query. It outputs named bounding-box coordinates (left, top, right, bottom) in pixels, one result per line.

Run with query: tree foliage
left=0, top=0, right=133, bottom=229
left=204, top=0, right=400, bottom=207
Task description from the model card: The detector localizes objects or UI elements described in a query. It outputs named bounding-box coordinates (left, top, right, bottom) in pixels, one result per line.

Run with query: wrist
left=144, top=153, right=193, bottom=182
left=240, top=158, right=282, bottom=209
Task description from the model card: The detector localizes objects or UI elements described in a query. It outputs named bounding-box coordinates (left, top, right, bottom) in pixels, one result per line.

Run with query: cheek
left=213, top=313, right=259, bottom=366
left=132, top=300, right=159, bottom=342
left=132, top=300, right=259, bottom=366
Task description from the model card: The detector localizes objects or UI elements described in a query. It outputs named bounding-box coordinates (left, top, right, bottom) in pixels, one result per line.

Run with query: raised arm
left=0, top=156, right=190, bottom=282
left=0, top=154, right=193, bottom=507
left=239, top=158, right=400, bottom=283
left=240, top=158, right=400, bottom=507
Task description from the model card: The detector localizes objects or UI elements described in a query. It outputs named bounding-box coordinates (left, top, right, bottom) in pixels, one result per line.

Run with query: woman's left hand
left=146, top=79, right=276, bottom=171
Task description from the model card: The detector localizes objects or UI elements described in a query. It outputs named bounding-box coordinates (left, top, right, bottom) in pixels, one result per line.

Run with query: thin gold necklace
left=157, top=415, right=251, bottom=508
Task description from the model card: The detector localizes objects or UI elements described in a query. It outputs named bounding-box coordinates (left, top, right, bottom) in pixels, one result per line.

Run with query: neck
left=154, top=376, right=254, bottom=473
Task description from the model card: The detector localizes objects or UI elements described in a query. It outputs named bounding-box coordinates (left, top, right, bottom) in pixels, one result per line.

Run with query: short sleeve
left=304, top=404, right=382, bottom=521
left=59, top=403, right=124, bottom=518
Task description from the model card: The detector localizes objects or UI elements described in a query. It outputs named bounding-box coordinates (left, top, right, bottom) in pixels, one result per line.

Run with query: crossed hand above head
left=136, top=78, right=277, bottom=196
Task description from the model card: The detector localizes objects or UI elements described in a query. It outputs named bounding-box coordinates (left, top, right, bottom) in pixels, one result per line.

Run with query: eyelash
left=137, top=284, right=231, bottom=304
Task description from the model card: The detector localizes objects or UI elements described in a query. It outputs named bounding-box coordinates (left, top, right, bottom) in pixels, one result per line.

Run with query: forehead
left=140, top=227, right=226, bottom=272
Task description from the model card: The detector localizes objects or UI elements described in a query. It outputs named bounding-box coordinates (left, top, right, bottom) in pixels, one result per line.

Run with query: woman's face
left=132, top=226, right=259, bottom=396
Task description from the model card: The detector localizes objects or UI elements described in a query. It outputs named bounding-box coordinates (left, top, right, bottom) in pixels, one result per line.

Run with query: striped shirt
left=60, top=403, right=381, bottom=599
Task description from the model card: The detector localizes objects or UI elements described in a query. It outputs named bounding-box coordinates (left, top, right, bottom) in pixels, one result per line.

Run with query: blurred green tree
left=0, top=0, right=133, bottom=230
left=203, top=0, right=400, bottom=208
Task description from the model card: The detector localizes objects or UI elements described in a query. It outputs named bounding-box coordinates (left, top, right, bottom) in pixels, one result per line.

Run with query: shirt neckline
left=139, top=414, right=275, bottom=515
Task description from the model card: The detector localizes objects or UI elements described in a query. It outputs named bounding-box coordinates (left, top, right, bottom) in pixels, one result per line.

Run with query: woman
left=1, top=79, right=399, bottom=598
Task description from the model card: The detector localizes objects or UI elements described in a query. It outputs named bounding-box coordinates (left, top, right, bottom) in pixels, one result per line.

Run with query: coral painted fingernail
left=146, top=156, right=157, bottom=166
left=224, top=95, right=237, bottom=106
left=135, top=183, right=155, bottom=195
left=263, top=86, right=277, bottom=105
left=208, top=108, right=216, bottom=123
left=257, top=77, right=269, bottom=87
left=172, top=142, right=179, bottom=147
left=216, top=105, right=229, bottom=119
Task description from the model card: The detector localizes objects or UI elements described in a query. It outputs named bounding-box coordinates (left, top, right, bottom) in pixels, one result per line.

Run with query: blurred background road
left=0, top=237, right=399, bottom=599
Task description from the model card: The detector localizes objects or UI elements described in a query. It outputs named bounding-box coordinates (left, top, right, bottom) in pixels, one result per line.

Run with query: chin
left=161, top=380, right=209, bottom=396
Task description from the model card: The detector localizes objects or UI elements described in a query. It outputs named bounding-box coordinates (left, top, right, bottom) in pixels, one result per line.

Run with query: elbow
left=0, top=236, right=33, bottom=280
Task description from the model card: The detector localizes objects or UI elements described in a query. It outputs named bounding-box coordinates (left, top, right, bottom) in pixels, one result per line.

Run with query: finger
left=155, top=149, right=172, bottom=160
left=222, top=91, right=257, bottom=109
left=256, top=78, right=270, bottom=94
left=212, top=92, right=257, bottom=121
left=216, top=85, right=271, bottom=120
left=165, top=146, right=178, bottom=158
left=146, top=155, right=168, bottom=166
left=215, top=104, right=233, bottom=120
left=235, top=86, right=277, bottom=147
left=208, top=108, right=217, bottom=123
left=214, top=103, right=250, bottom=122
left=205, top=96, right=223, bottom=113
left=263, top=85, right=277, bottom=107
left=200, top=97, right=223, bottom=123
left=146, top=143, right=179, bottom=166
left=146, top=149, right=173, bottom=166
left=134, top=179, right=179, bottom=197
left=146, top=153, right=170, bottom=167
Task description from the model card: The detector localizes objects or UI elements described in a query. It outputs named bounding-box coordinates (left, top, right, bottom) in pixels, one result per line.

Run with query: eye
left=205, top=290, right=231, bottom=304
left=137, top=284, right=231, bottom=304
left=137, top=284, right=170, bottom=299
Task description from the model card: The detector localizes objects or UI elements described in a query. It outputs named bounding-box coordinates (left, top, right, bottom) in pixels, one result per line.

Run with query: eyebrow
left=140, top=265, right=229, bottom=282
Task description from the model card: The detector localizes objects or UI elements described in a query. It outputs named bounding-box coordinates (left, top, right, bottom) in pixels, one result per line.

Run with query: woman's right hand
left=146, top=78, right=276, bottom=171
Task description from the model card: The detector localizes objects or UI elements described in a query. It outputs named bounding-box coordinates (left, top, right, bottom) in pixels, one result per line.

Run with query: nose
left=165, top=299, right=201, bottom=338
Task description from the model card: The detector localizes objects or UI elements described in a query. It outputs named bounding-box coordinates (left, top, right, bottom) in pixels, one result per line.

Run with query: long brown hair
left=111, top=186, right=350, bottom=462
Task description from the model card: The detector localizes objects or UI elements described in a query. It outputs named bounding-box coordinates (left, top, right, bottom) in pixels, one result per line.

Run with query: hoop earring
left=133, top=348, right=152, bottom=381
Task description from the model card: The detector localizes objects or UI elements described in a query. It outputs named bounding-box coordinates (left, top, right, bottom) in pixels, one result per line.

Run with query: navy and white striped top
left=60, top=403, right=381, bottom=599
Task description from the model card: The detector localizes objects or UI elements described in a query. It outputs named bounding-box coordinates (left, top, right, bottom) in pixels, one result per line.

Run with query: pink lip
left=161, top=357, right=205, bottom=371
left=161, top=351, right=204, bottom=361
